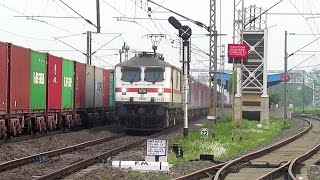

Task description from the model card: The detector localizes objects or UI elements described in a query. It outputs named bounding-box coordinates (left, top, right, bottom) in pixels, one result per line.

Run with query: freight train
left=0, top=42, right=115, bottom=139
left=115, top=52, right=210, bottom=131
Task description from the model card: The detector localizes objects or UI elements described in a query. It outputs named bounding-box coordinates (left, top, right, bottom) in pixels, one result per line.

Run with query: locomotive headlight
left=121, top=87, right=127, bottom=95
left=158, top=88, right=164, bottom=95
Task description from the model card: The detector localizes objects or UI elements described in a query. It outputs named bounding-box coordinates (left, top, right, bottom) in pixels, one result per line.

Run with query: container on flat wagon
left=0, top=42, right=8, bottom=114
left=95, top=67, right=103, bottom=108
left=74, top=62, right=86, bottom=109
left=47, top=54, right=62, bottom=111
left=85, top=65, right=94, bottom=108
left=9, top=44, right=30, bottom=112
left=62, top=59, right=74, bottom=110
left=103, top=69, right=110, bottom=107
left=30, top=51, right=47, bottom=111
left=109, top=71, right=115, bottom=107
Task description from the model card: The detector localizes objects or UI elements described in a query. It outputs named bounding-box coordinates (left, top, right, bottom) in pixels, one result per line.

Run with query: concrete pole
left=119, top=49, right=123, bottom=63
left=284, top=31, right=288, bottom=119
left=183, top=40, right=189, bottom=137
left=86, top=31, right=92, bottom=65
left=302, top=71, right=305, bottom=112
left=261, top=28, right=269, bottom=123
left=96, top=0, right=101, bottom=33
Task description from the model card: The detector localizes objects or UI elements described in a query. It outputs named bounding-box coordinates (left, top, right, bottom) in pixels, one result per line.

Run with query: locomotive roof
left=116, top=54, right=173, bottom=68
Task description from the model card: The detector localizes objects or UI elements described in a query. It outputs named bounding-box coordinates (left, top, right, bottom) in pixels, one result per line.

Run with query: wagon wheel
left=58, top=115, right=64, bottom=131
left=27, top=118, right=33, bottom=135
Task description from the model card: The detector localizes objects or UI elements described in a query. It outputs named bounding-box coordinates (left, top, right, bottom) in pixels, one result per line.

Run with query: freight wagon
left=0, top=42, right=115, bottom=138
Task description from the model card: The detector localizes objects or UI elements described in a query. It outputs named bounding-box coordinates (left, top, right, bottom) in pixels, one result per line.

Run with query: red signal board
left=228, top=44, right=249, bottom=59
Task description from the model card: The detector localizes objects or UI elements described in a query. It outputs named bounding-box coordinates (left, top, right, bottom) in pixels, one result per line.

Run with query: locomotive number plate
left=138, top=88, right=147, bottom=94
left=139, top=97, right=147, bottom=100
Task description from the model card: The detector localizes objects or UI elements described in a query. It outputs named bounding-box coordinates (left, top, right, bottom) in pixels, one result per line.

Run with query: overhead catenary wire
left=289, top=0, right=320, bottom=47
left=92, top=33, right=123, bottom=55
left=1, top=2, right=75, bottom=34
left=288, top=54, right=316, bottom=71
left=288, top=35, right=320, bottom=57
left=0, top=27, right=54, bottom=41
left=57, top=0, right=97, bottom=28
left=54, top=37, right=86, bottom=56
left=101, top=0, right=152, bottom=33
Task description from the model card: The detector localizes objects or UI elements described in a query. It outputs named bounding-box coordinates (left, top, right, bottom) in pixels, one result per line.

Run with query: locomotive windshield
left=145, top=67, right=164, bottom=83
left=121, top=67, right=141, bottom=82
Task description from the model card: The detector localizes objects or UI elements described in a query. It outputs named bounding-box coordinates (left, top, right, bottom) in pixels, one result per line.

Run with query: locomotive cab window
left=144, top=67, right=164, bottom=83
left=121, top=67, right=141, bottom=83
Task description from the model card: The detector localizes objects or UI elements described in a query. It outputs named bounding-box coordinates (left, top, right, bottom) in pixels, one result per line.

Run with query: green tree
left=269, top=93, right=280, bottom=108
left=228, top=73, right=237, bottom=94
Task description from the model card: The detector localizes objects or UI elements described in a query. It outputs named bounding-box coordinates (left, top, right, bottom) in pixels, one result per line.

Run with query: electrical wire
left=57, top=0, right=96, bottom=28
left=92, top=33, right=123, bottom=55
left=53, top=0, right=95, bottom=31
left=288, top=36, right=320, bottom=57
left=0, top=2, right=76, bottom=34
left=288, top=54, right=316, bottom=71
left=289, top=0, right=320, bottom=47
left=101, top=0, right=152, bottom=33
left=0, top=27, right=54, bottom=41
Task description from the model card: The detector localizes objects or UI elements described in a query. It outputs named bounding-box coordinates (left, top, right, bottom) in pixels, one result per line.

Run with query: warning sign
left=228, top=44, right=249, bottom=59
left=146, top=139, right=167, bottom=156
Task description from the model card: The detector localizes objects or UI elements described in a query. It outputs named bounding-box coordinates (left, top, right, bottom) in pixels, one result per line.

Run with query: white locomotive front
left=115, top=52, right=183, bottom=130
left=115, top=52, right=210, bottom=131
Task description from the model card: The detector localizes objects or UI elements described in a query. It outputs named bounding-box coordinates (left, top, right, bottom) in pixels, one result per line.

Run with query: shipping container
left=0, top=42, right=8, bottom=113
left=74, top=62, right=86, bottom=109
left=30, top=51, right=47, bottom=110
left=103, top=69, right=110, bottom=107
left=94, top=67, right=103, bottom=108
left=47, top=54, right=62, bottom=111
left=109, top=71, right=115, bottom=107
left=62, top=59, right=74, bottom=110
left=85, top=65, right=94, bottom=108
left=9, top=44, right=30, bottom=112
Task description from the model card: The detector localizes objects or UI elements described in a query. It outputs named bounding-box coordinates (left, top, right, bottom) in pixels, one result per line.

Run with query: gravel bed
left=0, top=125, right=122, bottom=163
left=0, top=136, right=144, bottom=180
left=64, top=117, right=307, bottom=180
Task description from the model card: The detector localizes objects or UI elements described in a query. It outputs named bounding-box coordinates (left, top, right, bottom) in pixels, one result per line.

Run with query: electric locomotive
left=115, top=52, right=210, bottom=131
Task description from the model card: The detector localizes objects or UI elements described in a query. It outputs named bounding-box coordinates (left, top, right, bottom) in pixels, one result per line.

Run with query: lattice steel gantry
left=233, top=2, right=269, bottom=124
left=208, top=0, right=218, bottom=119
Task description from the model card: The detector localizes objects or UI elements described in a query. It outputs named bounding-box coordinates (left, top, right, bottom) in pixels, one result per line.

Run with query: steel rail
left=35, top=126, right=180, bottom=180
left=213, top=118, right=312, bottom=180
left=0, top=133, right=125, bottom=171
left=0, top=129, right=77, bottom=145
left=288, top=143, right=320, bottom=179
left=175, top=163, right=226, bottom=180
left=258, top=161, right=291, bottom=180
left=176, top=117, right=311, bottom=180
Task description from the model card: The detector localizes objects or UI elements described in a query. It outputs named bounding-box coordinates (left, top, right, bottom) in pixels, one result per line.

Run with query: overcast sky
left=1, top=0, right=320, bottom=75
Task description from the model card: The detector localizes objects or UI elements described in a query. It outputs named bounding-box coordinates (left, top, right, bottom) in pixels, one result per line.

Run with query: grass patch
left=290, top=106, right=320, bottom=115
left=168, top=116, right=292, bottom=165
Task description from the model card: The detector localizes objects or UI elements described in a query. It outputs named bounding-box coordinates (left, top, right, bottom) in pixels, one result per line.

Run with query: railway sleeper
left=245, top=161, right=283, bottom=168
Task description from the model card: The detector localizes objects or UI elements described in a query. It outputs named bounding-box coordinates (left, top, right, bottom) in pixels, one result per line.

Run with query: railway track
left=214, top=116, right=319, bottom=180
left=176, top=116, right=319, bottom=180
left=0, top=128, right=82, bottom=145
left=0, top=124, right=180, bottom=180
left=287, top=115, right=320, bottom=180
left=0, top=124, right=118, bottom=145
left=0, top=133, right=125, bottom=175
left=35, top=126, right=180, bottom=180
